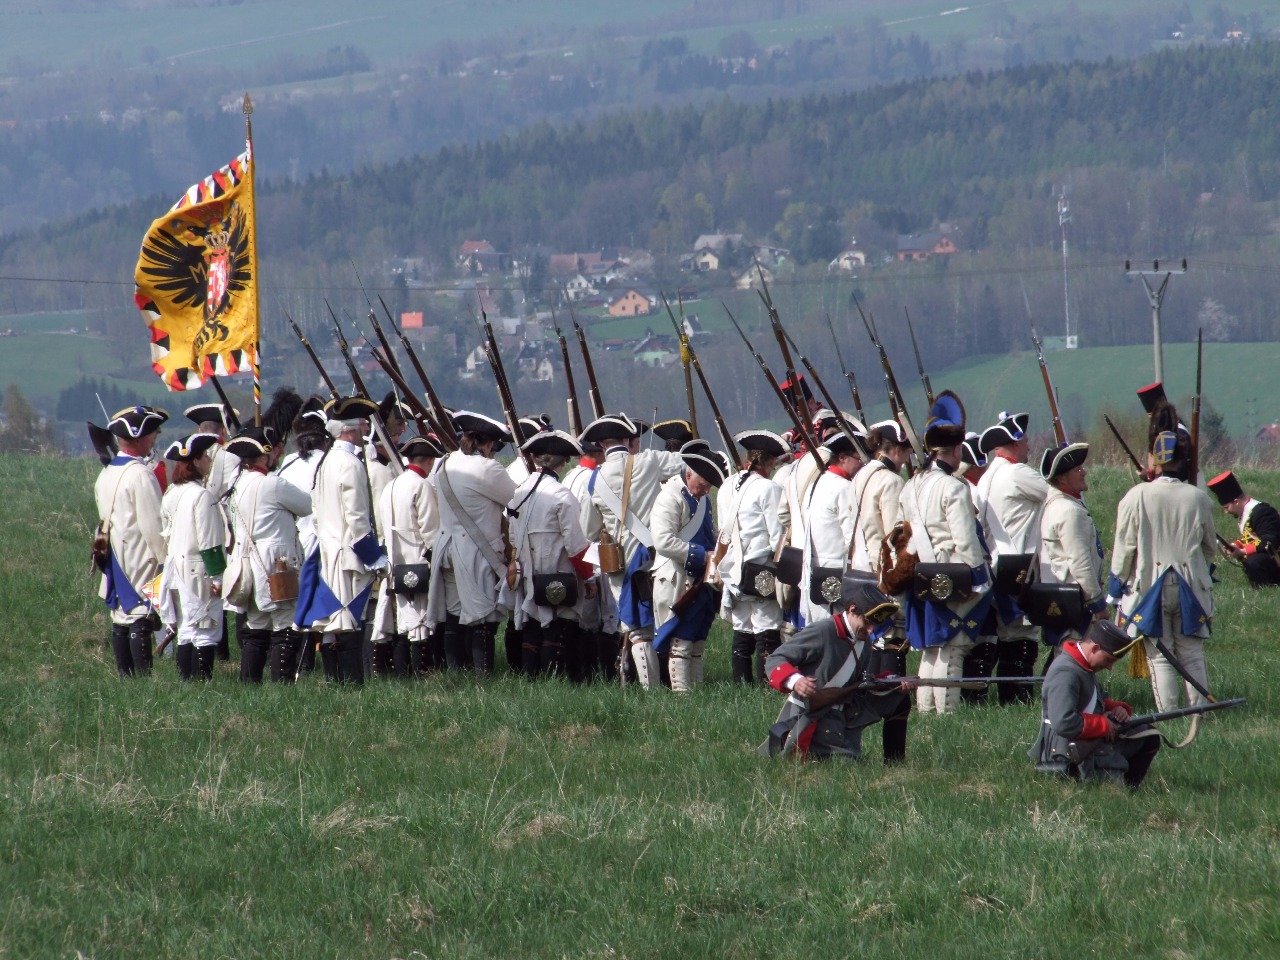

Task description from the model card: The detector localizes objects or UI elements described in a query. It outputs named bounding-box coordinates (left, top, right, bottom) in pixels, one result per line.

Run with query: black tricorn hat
left=522, top=429, right=582, bottom=460
left=516, top=414, right=553, bottom=442
left=840, top=577, right=898, bottom=624
left=871, top=419, right=909, bottom=448
left=225, top=426, right=273, bottom=460
left=978, top=411, right=1030, bottom=455
left=164, top=432, right=221, bottom=463
left=1207, top=470, right=1244, bottom=506
left=325, top=396, right=379, bottom=423
left=294, top=395, right=328, bottom=434
left=653, top=418, right=695, bottom=446
left=734, top=429, right=789, bottom=459
left=960, top=431, right=986, bottom=469
left=1040, top=442, right=1089, bottom=481
left=1085, top=619, right=1139, bottom=658
left=579, top=413, right=643, bottom=445
left=1137, top=381, right=1167, bottom=415
left=680, top=439, right=726, bottom=488
left=183, top=402, right=237, bottom=429
left=452, top=410, right=512, bottom=444
left=108, top=405, right=169, bottom=439
left=400, top=435, right=446, bottom=460
left=378, top=390, right=414, bottom=424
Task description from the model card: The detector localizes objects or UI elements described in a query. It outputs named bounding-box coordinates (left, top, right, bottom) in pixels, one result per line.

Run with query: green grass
left=0, top=321, right=166, bottom=411
left=1, top=453, right=1277, bottom=957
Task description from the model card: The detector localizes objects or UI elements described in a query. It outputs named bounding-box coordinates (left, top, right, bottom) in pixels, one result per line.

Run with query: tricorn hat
left=960, top=431, right=986, bottom=469
left=653, top=419, right=695, bottom=446
left=840, top=577, right=899, bottom=625
left=1207, top=470, right=1244, bottom=506
left=294, top=395, right=328, bottom=434
left=871, top=419, right=909, bottom=448
left=522, top=429, right=583, bottom=460
left=923, top=390, right=966, bottom=450
left=400, top=435, right=446, bottom=460
left=1085, top=619, right=1139, bottom=658
left=224, top=426, right=273, bottom=461
left=579, top=412, right=644, bottom=445
left=516, top=414, right=553, bottom=442
left=1040, top=442, right=1089, bottom=481
left=978, top=411, right=1030, bottom=455
left=163, top=432, right=221, bottom=463
left=183, top=402, right=237, bottom=430
left=680, top=439, right=727, bottom=488
left=734, top=429, right=789, bottom=460
left=452, top=410, right=512, bottom=445
left=378, top=390, right=414, bottom=425
left=324, top=396, right=378, bottom=424
left=108, top=405, right=169, bottom=440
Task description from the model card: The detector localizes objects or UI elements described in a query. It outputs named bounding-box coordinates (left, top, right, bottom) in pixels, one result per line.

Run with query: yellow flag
left=134, top=146, right=256, bottom=391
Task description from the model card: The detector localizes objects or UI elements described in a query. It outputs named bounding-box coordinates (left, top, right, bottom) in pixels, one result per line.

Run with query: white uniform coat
left=718, top=470, right=785, bottom=632
left=581, top=446, right=685, bottom=566
left=508, top=470, right=590, bottom=629
left=427, top=450, right=516, bottom=627
left=204, top=445, right=239, bottom=500
left=159, top=481, right=225, bottom=646
left=651, top=475, right=712, bottom=631
left=800, top=468, right=855, bottom=625
left=372, top=465, right=439, bottom=642
left=226, top=467, right=313, bottom=618
left=975, top=455, right=1049, bottom=558
left=1039, top=486, right=1105, bottom=608
left=848, top=458, right=904, bottom=575
left=899, top=462, right=989, bottom=621
left=276, top=448, right=323, bottom=557
left=311, top=441, right=379, bottom=633
left=95, top=457, right=165, bottom=625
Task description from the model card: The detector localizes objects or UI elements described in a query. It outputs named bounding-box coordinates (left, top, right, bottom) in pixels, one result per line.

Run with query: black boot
left=334, top=630, right=364, bottom=685
left=296, top=631, right=317, bottom=675
left=194, top=646, right=216, bottom=680
left=755, top=629, right=782, bottom=684
left=731, top=631, right=755, bottom=684
left=320, top=643, right=338, bottom=682
left=470, top=622, right=496, bottom=675
left=882, top=698, right=911, bottom=765
left=126, top=620, right=154, bottom=676
left=440, top=616, right=468, bottom=671
left=175, top=643, right=195, bottom=681
left=109, top=624, right=134, bottom=677
left=371, top=639, right=395, bottom=678
left=390, top=635, right=410, bottom=678
left=268, top=630, right=302, bottom=684
left=962, top=641, right=997, bottom=706
left=997, top=638, right=1038, bottom=705
left=362, top=622, right=375, bottom=678
left=504, top=620, right=523, bottom=672
left=239, top=628, right=270, bottom=684
left=521, top=622, right=543, bottom=680
left=409, top=641, right=432, bottom=677
left=540, top=619, right=569, bottom=677
left=216, top=618, right=230, bottom=661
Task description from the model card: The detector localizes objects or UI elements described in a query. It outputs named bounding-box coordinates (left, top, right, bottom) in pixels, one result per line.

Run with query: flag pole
left=242, top=92, right=262, bottom=427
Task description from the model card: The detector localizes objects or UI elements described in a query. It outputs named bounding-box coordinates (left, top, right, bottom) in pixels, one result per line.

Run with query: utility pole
left=1125, top=258, right=1187, bottom=384
left=1058, top=190, right=1074, bottom=347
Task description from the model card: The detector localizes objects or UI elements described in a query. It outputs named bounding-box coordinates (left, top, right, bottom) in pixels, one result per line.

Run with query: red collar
left=832, top=613, right=850, bottom=640
left=246, top=463, right=269, bottom=476
left=1064, top=640, right=1093, bottom=672
left=994, top=450, right=1020, bottom=465
left=579, top=455, right=598, bottom=470
left=827, top=465, right=852, bottom=480
left=406, top=464, right=427, bottom=478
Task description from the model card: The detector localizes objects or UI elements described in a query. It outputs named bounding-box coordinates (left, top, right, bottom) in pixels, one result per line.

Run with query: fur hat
left=923, top=391, right=965, bottom=450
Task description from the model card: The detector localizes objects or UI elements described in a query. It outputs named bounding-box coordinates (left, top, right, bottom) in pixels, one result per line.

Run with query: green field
left=2, top=453, right=1276, bottom=957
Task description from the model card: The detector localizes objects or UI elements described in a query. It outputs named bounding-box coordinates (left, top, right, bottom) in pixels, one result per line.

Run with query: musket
left=365, top=341, right=439, bottom=441
left=283, top=306, right=340, bottom=400
left=1102, top=414, right=1144, bottom=474
left=376, top=296, right=458, bottom=450
left=565, top=296, right=605, bottom=419
left=903, top=307, right=935, bottom=407
left=675, top=296, right=699, bottom=437
left=207, top=376, right=244, bottom=432
left=324, top=299, right=404, bottom=472
left=853, top=295, right=924, bottom=462
left=549, top=307, right=583, bottom=437
left=852, top=295, right=899, bottom=421
left=724, top=301, right=825, bottom=474
left=661, top=294, right=739, bottom=463
left=474, top=299, right=533, bottom=471
left=1030, top=324, right=1067, bottom=445
left=773, top=313, right=868, bottom=460
left=1190, top=327, right=1202, bottom=485
left=350, top=259, right=404, bottom=383
left=825, top=312, right=865, bottom=423
left=808, top=675, right=1043, bottom=710
left=1067, top=697, right=1245, bottom=764
left=755, top=265, right=806, bottom=417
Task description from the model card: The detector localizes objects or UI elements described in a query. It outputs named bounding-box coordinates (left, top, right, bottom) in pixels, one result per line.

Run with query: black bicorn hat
left=163, top=432, right=221, bottom=463
left=978, top=411, right=1030, bottom=455
left=1207, top=470, right=1244, bottom=506
left=522, top=429, right=583, bottom=460
left=680, top=438, right=727, bottom=488
left=107, top=404, right=169, bottom=439
left=400, top=434, right=446, bottom=460
left=1040, top=442, right=1089, bottom=481
left=840, top=577, right=899, bottom=624
left=183, top=402, right=238, bottom=429
left=1085, top=618, right=1139, bottom=658
left=224, top=426, right=273, bottom=460
left=734, top=429, right=789, bottom=459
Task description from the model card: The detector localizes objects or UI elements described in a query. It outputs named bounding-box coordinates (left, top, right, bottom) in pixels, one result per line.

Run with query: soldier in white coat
left=652, top=442, right=725, bottom=691
left=898, top=392, right=994, bottom=715
left=799, top=427, right=867, bottom=627
left=371, top=434, right=443, bottom=677
left=579, top=413, right=684, bottom=687
left=223, top=428, right=314, bottom=683
left=507, top=431, right=596, bottom=679
left=1037, top=443, right=1108, bottom=648
left=561, top=440, right=609, bottom=678
left=94, top=405, right=168, bottom=677
left=427, top=411, right=516, bottom=674
left=1109, top=403, right=1217, bottom=711
left=777, top=431, right=829, bottom=631
left=718, top=430, right=788, bottom=683
left=183, top=401, right=239, bottom=499
left=974, top=412, right=1050, bottom=703
left=298, top=397, right=386, bottom=684
left=158, top=433, right=225, bottom=681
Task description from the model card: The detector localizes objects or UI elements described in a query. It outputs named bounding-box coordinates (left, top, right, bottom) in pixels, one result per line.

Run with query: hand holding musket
left=1066, top=697, right=1246, bottom=764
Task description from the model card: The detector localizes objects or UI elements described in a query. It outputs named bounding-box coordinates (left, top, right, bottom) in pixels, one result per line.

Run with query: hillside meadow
left=0, top=454, right=1276, bottom=959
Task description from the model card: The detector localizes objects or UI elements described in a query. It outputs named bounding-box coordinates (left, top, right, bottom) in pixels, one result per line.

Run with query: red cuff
left=1103, top=698, right=1130, bottom=714
left=769, top=662, right=799, bottom=692
left=1080, top=713, right=1112, bottom=740
left=569, top=547, right=594, bottom=580
left=1242, top=543, right=1258, bottom=556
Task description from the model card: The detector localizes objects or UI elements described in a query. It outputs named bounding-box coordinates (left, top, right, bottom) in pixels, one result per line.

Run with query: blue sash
left=103, top=548, right=146, bottom=613
left=293, top=547, right=340, bottom=628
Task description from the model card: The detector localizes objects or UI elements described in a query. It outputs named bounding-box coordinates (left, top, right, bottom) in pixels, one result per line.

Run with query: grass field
left=1, top=453, right=1277, bottom=958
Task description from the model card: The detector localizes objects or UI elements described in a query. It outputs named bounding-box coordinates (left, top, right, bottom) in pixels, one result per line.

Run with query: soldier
left=718, top=430, right=788, bottom=684
left=507, top=430, right=595, bottom=679
left=1029, top=619, right=1159, bottom=789
left=183, top=401, right=239, bottom=499
left=579, top=413, right=684, bottom=687
left=157, top=433, right=225, bottom=681
left=301, top=397, right=386, bottom=684
left=897, top=392, right=993, bottom=715
left=799, top=425, right=867, bottom=628
left=956, top=429, right=996, bottom=701
left=372, top=434, right=444, bottom=677
left=652, top=418, right=694, bottom=452
left=652, top=440, right=725, bottom=691
left=223, top=427, right=313, bottom=684
left=94, top=404, right=168, bottom=677
left=366, top=392, right=411, bottom=510
left=1037, top=443, right=1108, bottom=647
left=426, top=411, right=516, bottom=674
left=1110, top=400, right=1217, bottom=711
left=762, top=577, right=910, bottom=762
left=561, top=436, right=608, bottom=679
left=1208, top=470, right=1280, bottom=587
left=974, top=412, right=1049, bottom=704
left=776, top=425, right=830, bottom=633
left=503, top=415, right=554, bottom=669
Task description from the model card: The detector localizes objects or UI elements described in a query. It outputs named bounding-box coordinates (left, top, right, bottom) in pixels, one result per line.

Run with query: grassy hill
left=1, top=452, right=1275, bottom=957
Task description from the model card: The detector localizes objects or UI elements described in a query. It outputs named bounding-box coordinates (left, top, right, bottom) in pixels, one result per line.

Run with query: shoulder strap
left=437, top=460, right=507, bottom=577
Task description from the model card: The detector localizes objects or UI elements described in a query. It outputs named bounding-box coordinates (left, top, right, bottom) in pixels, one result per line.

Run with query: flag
left=134, top=146, right=257, bottom=391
